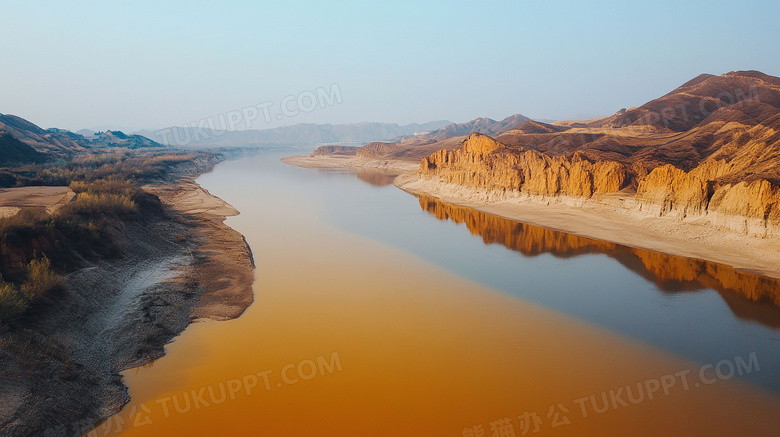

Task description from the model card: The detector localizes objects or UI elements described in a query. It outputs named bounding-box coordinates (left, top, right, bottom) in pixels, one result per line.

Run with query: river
left=107, top=151, right=780, bottom=436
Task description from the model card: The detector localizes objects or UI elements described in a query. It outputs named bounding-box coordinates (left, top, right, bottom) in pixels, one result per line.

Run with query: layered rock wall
left=419, top=133, right=780, bottom=236
left=420, top=133, right=629, bottom=197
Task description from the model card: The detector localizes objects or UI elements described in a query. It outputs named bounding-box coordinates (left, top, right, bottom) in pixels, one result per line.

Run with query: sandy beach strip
left=395, top=174, right=780, bottom=280
left=282, top=154, right=780, bottom=279
left=144, top=178, right=255, bottom=321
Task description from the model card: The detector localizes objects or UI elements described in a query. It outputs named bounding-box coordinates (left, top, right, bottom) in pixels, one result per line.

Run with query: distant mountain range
left=134, top=120, right=454, bottom=148
left=0, top=114, right=161, bottom=161
left=423, top=114, right=531, bottom=141
left=315, top=113, right=535, bottom=160
left=1, top=110, right=537, bottom=162
left=137, top=115, right=540, bottom=148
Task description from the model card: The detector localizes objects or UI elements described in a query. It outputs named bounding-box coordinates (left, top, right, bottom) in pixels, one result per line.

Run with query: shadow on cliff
left=416, top=193, right=780, bottom=329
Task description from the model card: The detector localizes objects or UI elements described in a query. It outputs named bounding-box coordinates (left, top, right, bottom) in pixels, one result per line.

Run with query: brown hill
left=415, top=71, right=780, bottom=236
left=511, top=120, right=570, bottom=134
left=312, top=145, right=357, bottom=156
left=0, top=114, right=89, bottom=156
left=349, top=136, right=468, bottom=162
left=604, top=71, right=780, bottom=132
left=424, top=114, right=531, bottom=141
left=0, top=133, right=49, bottom=165
left=0, top=114, right=164, bottom=159
left=409, top=71, right=780, bottom=183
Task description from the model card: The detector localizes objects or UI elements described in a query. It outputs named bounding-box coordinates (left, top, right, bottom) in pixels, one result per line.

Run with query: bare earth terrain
left=0, top=161, right=255, bottom=436
left=0, top=186, right=75, bottom=218
left=144, top=177, right=255, bottom=321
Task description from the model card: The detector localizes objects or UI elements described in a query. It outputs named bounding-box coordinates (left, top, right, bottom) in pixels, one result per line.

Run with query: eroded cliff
left=417, top=131, right=780, bottom=236
left=420, top=133, right=630, bottom=197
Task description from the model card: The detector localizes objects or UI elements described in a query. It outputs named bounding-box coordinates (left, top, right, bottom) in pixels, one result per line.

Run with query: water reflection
left=109, top=153, right=780, bottom=436
left=416, top=193, right=780, bottom=329
left=317, top=168, right=400, bottom=187
left=355, top=169, right=399, bottom=187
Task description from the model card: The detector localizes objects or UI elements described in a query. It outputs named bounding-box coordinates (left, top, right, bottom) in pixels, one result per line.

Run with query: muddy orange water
left=107, top=152, right=780, bottom=436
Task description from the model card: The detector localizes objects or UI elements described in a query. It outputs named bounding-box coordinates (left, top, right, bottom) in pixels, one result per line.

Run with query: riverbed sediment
left=0, top=157, right=255, bottom=436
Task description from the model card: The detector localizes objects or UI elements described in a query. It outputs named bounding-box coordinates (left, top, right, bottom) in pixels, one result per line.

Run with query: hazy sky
left=1, top=0, right=778, bottom=132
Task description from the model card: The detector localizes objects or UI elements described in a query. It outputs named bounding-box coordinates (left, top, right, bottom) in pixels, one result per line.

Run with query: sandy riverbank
left=144, top=176, right=255, bottom=321
left=0, top=159, right=255, bottom=436
left=282, top=154, right=780, bottom=279
left=396, top=174, right=780, bottom=280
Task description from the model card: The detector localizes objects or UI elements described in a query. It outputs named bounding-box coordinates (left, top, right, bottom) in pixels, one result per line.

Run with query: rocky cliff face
left=708, top=179, right=780, bottom=236
left=635, top=162, right=780, bottom=235
left=420, top=133, right=630, bottom=197
left=419, top=132, right=780, bottom=236
left=636, top=164, right=712, bottom=217
left=406, top=71, right=780, bottom=237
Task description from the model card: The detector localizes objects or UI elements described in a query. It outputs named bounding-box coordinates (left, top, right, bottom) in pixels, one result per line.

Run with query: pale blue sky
left=1, top=0, right=778, bottom=131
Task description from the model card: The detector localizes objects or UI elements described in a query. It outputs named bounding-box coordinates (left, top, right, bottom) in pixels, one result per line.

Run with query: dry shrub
left=0, top=279, right=29, bottom=325
left=60, top=192, right=137, bottom=217
left=21, top=256, right=63, bottom=301
left=0, top=256, right=63, bottom=326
